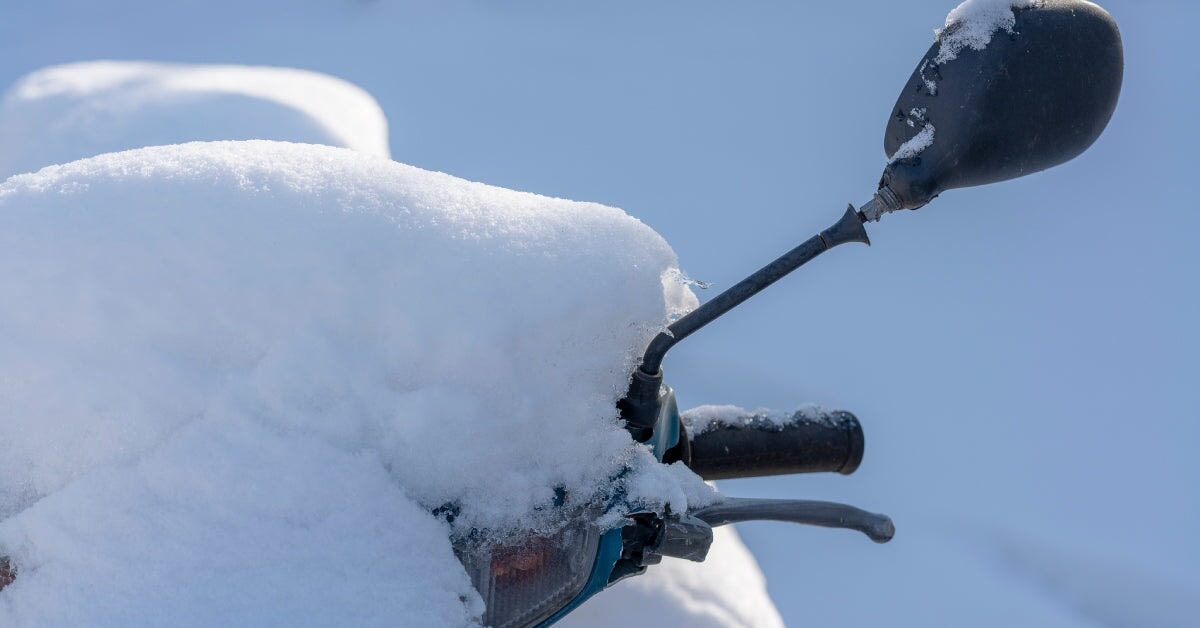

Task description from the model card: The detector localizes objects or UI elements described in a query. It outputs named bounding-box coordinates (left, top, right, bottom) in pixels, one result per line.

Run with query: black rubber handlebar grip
left=685, top=409, right=865, bottom=480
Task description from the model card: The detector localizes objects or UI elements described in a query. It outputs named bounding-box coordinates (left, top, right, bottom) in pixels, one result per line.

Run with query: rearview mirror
left=868, top=0, right=1123, bottom=216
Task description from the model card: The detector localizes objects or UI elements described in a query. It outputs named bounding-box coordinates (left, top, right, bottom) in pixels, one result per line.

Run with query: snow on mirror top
left=935, top=0, right=1043, bottom=64
left=0, top=140, right=700, bottom=625
left=889, top=0, right=1042, bottom=164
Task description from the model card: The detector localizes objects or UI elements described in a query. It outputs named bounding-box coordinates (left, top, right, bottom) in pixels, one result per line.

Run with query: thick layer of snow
left=0, top=61, right=390, bottom=178
left=935, top=0, right=1043, bottom=64
left=0, top=55, right=786, bottom=626
left=0, top=140, right=705, bottom=624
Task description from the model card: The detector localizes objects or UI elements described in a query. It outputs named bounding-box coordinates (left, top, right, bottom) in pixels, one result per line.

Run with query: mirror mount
left=858, top=185, right=905, bottom=223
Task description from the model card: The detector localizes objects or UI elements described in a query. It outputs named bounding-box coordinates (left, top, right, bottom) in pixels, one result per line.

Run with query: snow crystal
left=681, top=404, right=829, bottom=436
left=934, top=0, right=1043, bottom=64
left=0, top=140, right=700, bottom=624
left=0, top=61, right=390, bottom=178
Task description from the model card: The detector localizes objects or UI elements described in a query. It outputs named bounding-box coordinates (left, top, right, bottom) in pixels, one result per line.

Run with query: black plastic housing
left=881, top=0, right=1124, bottom=210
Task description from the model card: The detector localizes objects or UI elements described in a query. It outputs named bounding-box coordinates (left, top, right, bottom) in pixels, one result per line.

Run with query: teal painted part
left=536, top=527, right=625, bottom=627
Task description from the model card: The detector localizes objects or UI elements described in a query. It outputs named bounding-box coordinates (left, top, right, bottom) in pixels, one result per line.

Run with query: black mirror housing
left=879, top=0, right=1123, bottom=211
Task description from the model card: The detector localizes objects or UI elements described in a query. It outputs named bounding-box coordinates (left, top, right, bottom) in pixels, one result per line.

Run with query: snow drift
left=0, top=61, right=390, bottom=179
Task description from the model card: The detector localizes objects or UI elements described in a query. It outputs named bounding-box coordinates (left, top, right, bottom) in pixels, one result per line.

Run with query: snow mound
left=0, top=61, right=390, bottom=179
left=0, top=140, right=699, bottom=625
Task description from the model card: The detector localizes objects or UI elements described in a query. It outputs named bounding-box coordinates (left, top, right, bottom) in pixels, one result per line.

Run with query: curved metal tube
left=638, top=206, right=869, bottom=376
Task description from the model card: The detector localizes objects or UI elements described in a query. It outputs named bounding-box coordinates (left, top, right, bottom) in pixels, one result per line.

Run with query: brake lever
left=618, top=495, right=893, bottom=582
left=691, top=497, right=895, bottom=544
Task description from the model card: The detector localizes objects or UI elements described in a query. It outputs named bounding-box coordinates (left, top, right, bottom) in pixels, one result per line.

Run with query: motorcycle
left=450, top=1, right=1124, bottom=627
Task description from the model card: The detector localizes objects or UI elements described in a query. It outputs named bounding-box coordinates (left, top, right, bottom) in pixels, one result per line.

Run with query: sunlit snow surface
left=0, top=53, right=790, bottom=626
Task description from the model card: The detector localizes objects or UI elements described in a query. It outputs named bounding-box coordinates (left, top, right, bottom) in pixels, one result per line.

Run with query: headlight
left=456, top=522, right=603, bottom=628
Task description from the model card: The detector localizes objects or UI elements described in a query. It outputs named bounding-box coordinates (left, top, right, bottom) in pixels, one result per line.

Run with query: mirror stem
left=620, top=206, right=870, bottom=440
left=859, top=184, right=905, bottom=222
left=641, top=205, right=869, bottom=376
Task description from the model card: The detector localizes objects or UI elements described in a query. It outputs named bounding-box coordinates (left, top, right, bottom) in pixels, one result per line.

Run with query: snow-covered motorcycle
left=0, top=3, right=1122, bottom=626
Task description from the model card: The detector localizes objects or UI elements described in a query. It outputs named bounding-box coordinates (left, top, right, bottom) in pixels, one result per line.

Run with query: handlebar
left=684, top=408, right=865, bottom=480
